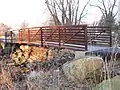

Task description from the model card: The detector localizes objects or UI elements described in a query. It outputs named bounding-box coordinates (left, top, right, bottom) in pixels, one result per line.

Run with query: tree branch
left=74, top=0, right=80, bottom=25
left=78, top=0, right=90, bottom=24
left=101, top=0, right=108, bottom=16
left=111, top=0, right=117, bottom=13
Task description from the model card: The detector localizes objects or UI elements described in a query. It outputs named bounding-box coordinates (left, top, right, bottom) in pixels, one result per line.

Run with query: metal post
left=40, top=28, right=43, bottom=47
left=10, top=31, right=13, bottom=43
left=109, top=27, right=112, bottom=47
left=84, top=25, right=88, bottom=51
left=5, top=32, right=7, bottom=47
left=28, top=29, right=30, bottom=44
left=18, top=30, right=20, bottom=43
left=59, top=28, right=61, bottom=48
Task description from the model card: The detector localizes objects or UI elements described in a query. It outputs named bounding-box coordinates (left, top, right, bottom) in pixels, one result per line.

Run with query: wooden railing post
left=84, top=25, right=88, bottom=51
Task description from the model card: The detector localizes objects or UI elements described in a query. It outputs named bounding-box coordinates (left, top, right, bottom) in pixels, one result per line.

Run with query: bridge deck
left=2, top=40, right=110, bottom=51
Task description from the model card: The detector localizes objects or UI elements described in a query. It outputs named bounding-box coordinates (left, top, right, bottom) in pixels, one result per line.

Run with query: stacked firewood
left=11, top=45, right=54, bottom=65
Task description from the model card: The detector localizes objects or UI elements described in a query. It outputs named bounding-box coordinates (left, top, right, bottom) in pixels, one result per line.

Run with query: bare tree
left=90, top=0, right=118, bottom=26
left=0, top=23, right=11, bottom=36
left=20, top=20, right=28, bottom=29
left=43, top=15, right=56, bottom=25
left=45, top=0, right=90, bottom=25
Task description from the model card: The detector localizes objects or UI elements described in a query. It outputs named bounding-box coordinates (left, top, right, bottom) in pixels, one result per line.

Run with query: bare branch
left=81, top=10, right=88, bottom=19
left=54, top=0, right=62, bottom=11
left=90, top=4, right=105, bottom=17
left=45, top=0, right=54, bottom=16
left=45, top=0, right=61, bottom=25
left=113, top=10, right=118, bottom=18
left=91, top=0, right=118, bottom=26
left=101, top=0, right=108, bottom=15
left=78, top=0, right=90, bottom=24
left=69, top=0, right=72, bottom=24
left=45, top=0, right=90, bottom=25
left=111, top=0, right=117, bottom=12
left=71, top=0, right=75, bottom=23
left=74, top=0, right=80, bottom=25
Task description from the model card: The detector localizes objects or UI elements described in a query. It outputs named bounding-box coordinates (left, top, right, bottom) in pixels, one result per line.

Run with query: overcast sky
left=0, top=0, right=117, bottom=29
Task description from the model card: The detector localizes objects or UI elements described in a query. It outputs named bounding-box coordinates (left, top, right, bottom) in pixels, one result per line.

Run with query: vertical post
left=59, top=27, right=61, bottom=48
left=84, top=25, right=88, bottom=51
left=18, top=30, right=20, bottom=43
left=10, top=31, right=13, bottom=54
left=28, top=29, right=30, bottom=44
left=10, top=31, right=13, bottom=43
left=40, top=27, right=43, bottom=47
left=109, top=27, right=112, bottom=47
left=5, top=32, right=7, bottom=47
left=64, top=28, right=66, bottom=41
left=20, top=30, right=22, bottom=43
left=50, top=28, right=52, bottom=41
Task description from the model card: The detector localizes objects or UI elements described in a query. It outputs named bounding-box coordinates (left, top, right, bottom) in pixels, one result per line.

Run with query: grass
left=0, top=46, right=120, bottom=90
left=92, top=76, right=120, bottom=90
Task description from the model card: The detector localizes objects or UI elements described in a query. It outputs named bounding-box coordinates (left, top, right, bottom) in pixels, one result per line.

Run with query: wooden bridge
left=4, top=25, right=112, bottom=51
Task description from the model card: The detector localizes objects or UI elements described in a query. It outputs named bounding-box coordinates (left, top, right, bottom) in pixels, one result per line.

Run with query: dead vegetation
left=1, top=45, right=120, bottom=90
left=0, top=68, right=13, bottom=90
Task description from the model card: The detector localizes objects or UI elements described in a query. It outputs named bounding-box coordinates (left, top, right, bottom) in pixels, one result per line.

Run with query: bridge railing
left=17, top=25, right=88, bottom=51
left=87, top=26, right=112, bottom=47
left=4, top=25, right=112, bottom=51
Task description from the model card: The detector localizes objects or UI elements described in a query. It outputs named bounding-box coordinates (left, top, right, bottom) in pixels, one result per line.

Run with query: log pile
left=11, top=45, right=54, bottom=65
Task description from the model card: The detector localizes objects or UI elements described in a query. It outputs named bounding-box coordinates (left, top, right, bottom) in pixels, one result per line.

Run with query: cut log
left=20, top=45, right=25, bottom=51
left=13, top=56, right=26, bottom=65
left=29, top=47, right=48, bottom=62
left=11, top=45, right=54, bottom=65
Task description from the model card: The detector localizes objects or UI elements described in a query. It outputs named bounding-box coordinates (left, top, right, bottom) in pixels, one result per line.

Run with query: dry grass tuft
left=0, top=68, right=13, bottom=90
